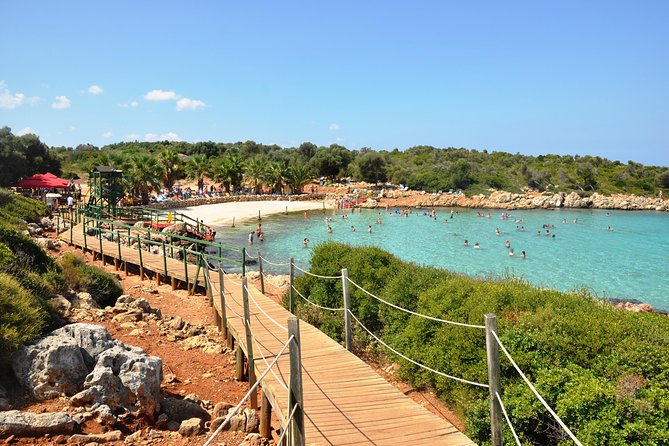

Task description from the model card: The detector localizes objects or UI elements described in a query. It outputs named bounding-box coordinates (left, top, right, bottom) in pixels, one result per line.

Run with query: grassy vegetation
left=287, top=242, right=669, bottom=445
left=0, top=190, right=122, bottom=361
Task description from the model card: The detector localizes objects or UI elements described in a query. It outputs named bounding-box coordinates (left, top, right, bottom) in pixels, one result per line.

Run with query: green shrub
left=293, top=242, right=669, bottom=445
left=60, top=253, right=122, bottom=307
left=0, top=273, right=50, bottom=352
left=0, top=189, right=50, bottom=229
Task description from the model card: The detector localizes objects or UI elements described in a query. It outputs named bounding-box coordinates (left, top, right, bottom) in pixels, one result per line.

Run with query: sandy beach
left=173, top=199, right=331, bottom=227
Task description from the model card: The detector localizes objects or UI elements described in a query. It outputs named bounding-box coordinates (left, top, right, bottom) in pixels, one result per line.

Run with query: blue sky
left=1, top=1, right=667, bottom=166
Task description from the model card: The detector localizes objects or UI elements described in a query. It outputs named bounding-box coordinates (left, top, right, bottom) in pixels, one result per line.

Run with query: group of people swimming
left=248, top=223, right=264, bottom=244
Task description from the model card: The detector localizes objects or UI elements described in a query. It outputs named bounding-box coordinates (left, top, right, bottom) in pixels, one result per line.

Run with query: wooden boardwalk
left=61, top=224, right=475, bottom=445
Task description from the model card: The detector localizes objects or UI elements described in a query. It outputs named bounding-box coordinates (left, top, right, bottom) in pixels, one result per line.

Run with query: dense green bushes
left=0, top=273, right=50, bottom=351
left=0, top=188, right=50, bottom=230
left=289, top=242, right=669, bottom=445
left=60, top=253, right=122, bottom=307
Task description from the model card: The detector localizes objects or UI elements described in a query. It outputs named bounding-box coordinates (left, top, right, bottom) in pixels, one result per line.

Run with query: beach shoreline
left=172, top=199, right=332, bottom=227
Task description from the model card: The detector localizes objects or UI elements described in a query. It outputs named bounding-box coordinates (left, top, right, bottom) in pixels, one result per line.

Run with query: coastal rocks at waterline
left=11, top=323, right=162, bottom=417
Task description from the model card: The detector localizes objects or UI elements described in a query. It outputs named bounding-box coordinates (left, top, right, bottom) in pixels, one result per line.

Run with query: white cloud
left=126, top=133, right=141, bottom=140
left=103, top=131, right=113, bottom=138
left=17, top=127, right=34, bottom=136
left=176, top=97, right=206, bottom=111
left=145, top=132, right=181, bottom=142
left=329, top=123, right=340, bottom=131
left=118, top=100, right=138, bottom=108
left=87, top=85, right=103, bottom=95
left=51, top=95, right=71, bottom=110
left=0, top=81, right=28, bottom=110
left=335, top=136, right=345, bottom=142
left=144, top=89, right=178, bottom=101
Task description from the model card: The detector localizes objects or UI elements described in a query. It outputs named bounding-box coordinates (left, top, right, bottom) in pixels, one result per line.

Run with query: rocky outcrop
left=0, top=411, right=76, bottom=438
left=11, top=323, right=162, bottom=417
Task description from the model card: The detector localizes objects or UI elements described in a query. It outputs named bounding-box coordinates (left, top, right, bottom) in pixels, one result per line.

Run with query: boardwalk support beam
left=485, top=313, right=503, bottom=446
left=242, top=277, right=258, bottom=410
left=342, top=268, right=352, bottom=352
left=260, top=390, right=271, bottom=439
left=288, top=316, right=305, bottom=446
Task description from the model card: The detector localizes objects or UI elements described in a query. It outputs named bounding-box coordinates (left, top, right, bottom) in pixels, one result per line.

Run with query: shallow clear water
left=212, top=207, right=669, bottom=311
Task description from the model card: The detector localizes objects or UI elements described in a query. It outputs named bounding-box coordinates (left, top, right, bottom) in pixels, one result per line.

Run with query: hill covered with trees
left=2, top=127, right=668, bottom=198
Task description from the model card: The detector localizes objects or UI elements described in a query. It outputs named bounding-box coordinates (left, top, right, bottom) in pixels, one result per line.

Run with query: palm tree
left=266, top=162, right=288, bottom=195
left=285, top=165, right=312, bottom=194
left=245, top=157, right=267, bottom=195
left=158, top=147, right=181, bottom=189
left=225, top=152, right=245, bottom=192
left=125, top=154, right=162, bottom=204
left=185, top=154, right=208, bottom=191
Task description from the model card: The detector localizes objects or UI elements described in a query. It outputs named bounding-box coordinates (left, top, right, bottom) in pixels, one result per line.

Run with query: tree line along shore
left=2, top=126, right=668, bottom=205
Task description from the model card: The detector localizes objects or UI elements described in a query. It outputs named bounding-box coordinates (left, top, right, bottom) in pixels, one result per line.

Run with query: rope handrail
left=244, top=285, right=289, bottom=333
left=491, top=331, right=582, bottom=446
left=293, top=263, right=342, bottom=279
left=496, top=391, right=522, bottom=445
left=250, top=328, right=289, bottom=392
left=203, top=334, right=295, bottom=446
left=348, top=309, right=489, bottom=388
left=245, top=252, right=258, bottom=260
left=293, top=285, right=344, bottom=312
left=259, top=255, right=291, bottom=267
left=222, top=271, right=244, bottom=286
left=276, top=403, right=300, bottom=444
left=346, top=277, right=486, bottom=330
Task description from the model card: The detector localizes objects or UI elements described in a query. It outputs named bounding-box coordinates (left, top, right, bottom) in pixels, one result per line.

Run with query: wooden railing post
left=218, top=266, right=227, bottom=338
left=69, top=218, right=73, bottom=244
left=242, top=248, right=246, bottom=277
left=342, top=268, right=352, bottom=352
left=83, top=219, right=88, bottom=251
left=182, top=247, right=189, bottom=286
left=242, top=277, right=258, bottom=409
left=137, top=235, right=144, bottom=280
left=260, top=390, right=272, bottom=439
left=289, top=257, right=295, bottom=313
left=258, top=251, right=265, bottom=294
left=485, top=313, right=503, bottom=446
left=288, top=316, right=305, bottom=446
left=162, top=241, right=168, bottom=277
left=190, top=254, right=202, bottom=295
left=98, top=226, right=104, bottom=265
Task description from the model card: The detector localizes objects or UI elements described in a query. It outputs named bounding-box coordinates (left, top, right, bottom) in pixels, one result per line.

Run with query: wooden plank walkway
left=61, top=224, right=475, bottom=445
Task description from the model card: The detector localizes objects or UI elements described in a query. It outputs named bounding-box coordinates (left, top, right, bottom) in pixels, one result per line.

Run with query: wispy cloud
left=144, top=89, right=178, bottom=101
left=118, top=101, right=138, bottom=108
left=0, top=81, right=39, bottom=109
left=51, top=95, right=71, bottom=110
left=17, top=127, right=34, bottom=136
left=329, top=123, right=340, bottom=131
left=87, top=85, right=103, bottom=95
left=335, top=136, right=345, bottom=142
left=103, top=131, right=112, bottom=138
left=145, top=132, right=180, bottom=142
left=176, top=97, right=206, bottom=111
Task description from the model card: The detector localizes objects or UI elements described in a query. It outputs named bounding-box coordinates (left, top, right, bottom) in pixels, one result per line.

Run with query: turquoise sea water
left=212, top=207, right=669, bottom=311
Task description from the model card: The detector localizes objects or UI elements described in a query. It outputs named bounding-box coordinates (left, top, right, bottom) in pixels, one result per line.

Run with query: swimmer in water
left=351, top=225, right=356, bottom=232
left=464, top=239, right=469, bottom=247
left=521, top=250, right=526, bottom=259
left=495, top=228, right=500, bottom=236
left=509, top=248, right=514, bottom=256
left=327, top=225, right=333, bottom=234
left=303, top=238, right=309, bottom=248
left=505, top=240, right=510, bottom=249
left=474, top=242, right=480, bottom=249
left=368, top=225, right=372, bottom=233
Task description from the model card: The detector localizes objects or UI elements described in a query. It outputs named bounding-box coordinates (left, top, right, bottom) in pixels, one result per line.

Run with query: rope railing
left=222, top=271, right=244, bottom=286
left=346, top=277, right=486, bottom=329
left=203, top=334, right=295, bottom=446
left=293, top=285, right=344, bottom=312
left=496, top=392, right=522, bottom=446
left=251, top=331, right=289, bottom=392
left=259, top=255, right=291, bottom=267
left=244, top=284, right=289, bottom=333
left=293, top=263, right=342, bottom=279
left=491, top=330, right=582, bottom=446
left=348, top=309, right=489, bottom=388
left=276, top=403, right=300, bottom=445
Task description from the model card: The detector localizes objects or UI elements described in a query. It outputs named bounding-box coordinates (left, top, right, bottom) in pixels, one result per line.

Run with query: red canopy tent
left=12, top=173, right=70, bottom=189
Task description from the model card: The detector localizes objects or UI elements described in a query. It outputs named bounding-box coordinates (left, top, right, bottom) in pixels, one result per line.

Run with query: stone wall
left=145, top=194, right=327, bottom=211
